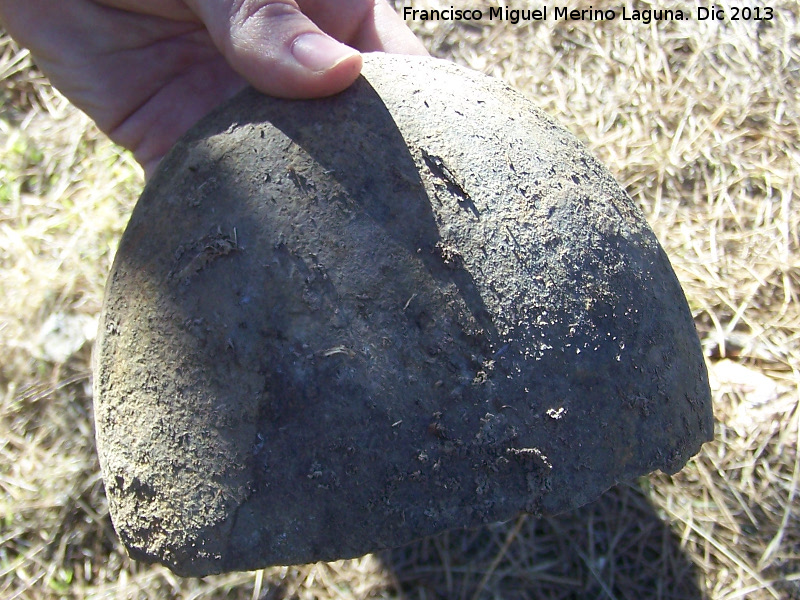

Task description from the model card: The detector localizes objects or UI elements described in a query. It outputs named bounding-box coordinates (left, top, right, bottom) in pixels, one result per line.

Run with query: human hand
left=0, top=0, right=427, bottom=177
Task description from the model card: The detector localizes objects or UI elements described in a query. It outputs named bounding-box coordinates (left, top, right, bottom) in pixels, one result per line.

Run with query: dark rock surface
left=93, top=53, right=713, bottom=577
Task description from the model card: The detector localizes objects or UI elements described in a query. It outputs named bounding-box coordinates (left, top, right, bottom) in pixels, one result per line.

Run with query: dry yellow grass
left=1, top=1, right=798, bottom=598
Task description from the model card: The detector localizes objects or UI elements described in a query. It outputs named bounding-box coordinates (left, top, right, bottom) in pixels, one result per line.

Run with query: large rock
left=93, top=53, right=713, bottom=577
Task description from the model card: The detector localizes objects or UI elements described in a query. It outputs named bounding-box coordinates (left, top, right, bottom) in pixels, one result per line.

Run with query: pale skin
left=0, top=0, right=428, bottom=178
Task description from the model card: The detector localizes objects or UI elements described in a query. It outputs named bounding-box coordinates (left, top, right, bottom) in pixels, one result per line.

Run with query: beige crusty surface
left=93, top=53, right=712, bottom=577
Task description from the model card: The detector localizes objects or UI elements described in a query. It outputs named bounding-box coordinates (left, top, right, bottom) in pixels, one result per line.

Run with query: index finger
left=296, top=0, right=428, bottom=54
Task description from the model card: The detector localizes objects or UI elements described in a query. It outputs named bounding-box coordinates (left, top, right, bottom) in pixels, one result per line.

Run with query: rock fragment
left=94, top=54, right=713, bottom=577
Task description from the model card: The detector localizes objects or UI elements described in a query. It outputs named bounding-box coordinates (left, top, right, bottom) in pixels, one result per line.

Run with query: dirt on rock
left=93, top=53, right=713, bottom=577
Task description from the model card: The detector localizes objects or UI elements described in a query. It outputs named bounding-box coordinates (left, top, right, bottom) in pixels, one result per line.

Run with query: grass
left=1, top=0, right=799, bottom=598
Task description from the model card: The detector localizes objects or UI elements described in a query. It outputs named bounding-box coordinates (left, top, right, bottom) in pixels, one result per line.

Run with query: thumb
left=189, top=0, right=363, bottom=98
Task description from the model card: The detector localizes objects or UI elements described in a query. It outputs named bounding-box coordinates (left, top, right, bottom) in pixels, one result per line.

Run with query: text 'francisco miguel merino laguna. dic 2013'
left=403, top=5, right=691, bottom=24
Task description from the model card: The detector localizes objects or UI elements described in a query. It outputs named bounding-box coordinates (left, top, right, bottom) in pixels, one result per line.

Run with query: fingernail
left=291, top=33, right=358, bottom=73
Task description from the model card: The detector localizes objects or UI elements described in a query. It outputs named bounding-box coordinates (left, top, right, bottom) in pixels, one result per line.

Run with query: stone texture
left=93, top=53, right=713, bottom=577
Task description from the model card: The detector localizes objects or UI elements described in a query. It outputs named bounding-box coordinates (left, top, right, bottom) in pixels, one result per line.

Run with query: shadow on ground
left=379, top=483, right=705, bottom=600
